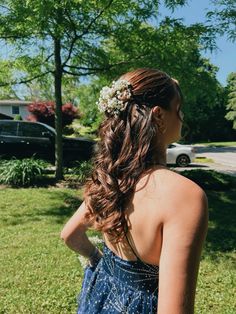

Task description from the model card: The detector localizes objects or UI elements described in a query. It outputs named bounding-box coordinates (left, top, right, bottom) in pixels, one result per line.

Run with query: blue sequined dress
left=76, top=234, right=159, bottom=313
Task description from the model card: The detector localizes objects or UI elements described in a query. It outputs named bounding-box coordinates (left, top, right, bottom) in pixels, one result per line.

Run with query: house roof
left=0, top=100, right=32, bottom=106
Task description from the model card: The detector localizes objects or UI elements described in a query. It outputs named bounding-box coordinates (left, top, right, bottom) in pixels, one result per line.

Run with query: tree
left=23, top=74, right=81, bottom=104
left=0, top=60, right=19, bottom=99
left=0, top=0, right=192, bottom=180
left=225, top=72, right=236, bottom=129
left=72, top=19, right=221, bottom=142
left=184, top=83, right=236, bottom=142
left=207, top=0, right=236, bottom=42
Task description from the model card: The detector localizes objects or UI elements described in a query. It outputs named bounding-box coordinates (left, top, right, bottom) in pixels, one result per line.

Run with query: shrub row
left=0, top=157, right=235, bottom=190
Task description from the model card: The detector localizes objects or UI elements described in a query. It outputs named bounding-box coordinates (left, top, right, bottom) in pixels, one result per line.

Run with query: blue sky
left=159, top=0, right=236, bottom=86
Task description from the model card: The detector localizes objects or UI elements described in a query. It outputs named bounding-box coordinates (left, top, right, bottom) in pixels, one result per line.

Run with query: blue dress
left=76, top=234, right=159, bottom=313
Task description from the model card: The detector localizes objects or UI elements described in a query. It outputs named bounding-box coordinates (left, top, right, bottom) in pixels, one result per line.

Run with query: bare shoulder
left=152, top=167, right=207, bottom=196
left=154, top=168, right=209, bottom=313
left=152, top=167, right=208, bottom=222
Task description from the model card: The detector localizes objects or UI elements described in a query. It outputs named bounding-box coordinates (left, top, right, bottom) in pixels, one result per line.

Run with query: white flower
left=96, top=79, right=132, bottom=116
left=77, top=255, right=88, bottom=269
left=77, top=235, right=104, bottom=270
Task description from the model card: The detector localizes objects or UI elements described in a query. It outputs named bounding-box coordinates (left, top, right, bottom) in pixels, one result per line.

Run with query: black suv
left=0, top=120, right=96, bottom=165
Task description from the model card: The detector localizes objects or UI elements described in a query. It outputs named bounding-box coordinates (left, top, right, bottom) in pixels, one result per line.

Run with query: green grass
left=193, top=157, right=215, bottom=163
left=195, top=141, right=236, bottom=147
left=0, top=187, right=85, bottom=314
left=180, top=169, right=236, bottom=191
left=0, top=170, right=235, bottom=313
left=195, top=187, right=236, bottom=314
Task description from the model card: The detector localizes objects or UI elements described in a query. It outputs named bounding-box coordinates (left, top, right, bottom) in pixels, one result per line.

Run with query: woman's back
left=103, top=165, right=167, bottom=266
left=104, top=165, right=208, bottom=313
left=62, top=164, right=208, bottom=314
left=104, top=165, right=205, bottom=262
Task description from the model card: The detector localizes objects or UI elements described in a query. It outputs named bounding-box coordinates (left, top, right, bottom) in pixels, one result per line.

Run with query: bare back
left=103, top=165, right=183, bottom=265
left=104, top=165, right=208, bottom=313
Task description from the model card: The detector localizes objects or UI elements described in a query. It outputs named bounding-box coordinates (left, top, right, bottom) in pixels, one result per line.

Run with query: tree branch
left=0, top=4, right=16, bottom=14
left=62, top=69, right=100, bottom=76
left=32, top=53, right=54, bottom=69
left=64, top=65, right=110, bottom=71
left=62, top=53, right=150, bottom=77
left=64, top=53, right=148, bottom=72
left=0, top=34, right=29, bottom=39
left=62, top=0, right=114, bottom=67
left=77, top=0, right=114, bottom=39
left=0, top=71, right=52, bottom=87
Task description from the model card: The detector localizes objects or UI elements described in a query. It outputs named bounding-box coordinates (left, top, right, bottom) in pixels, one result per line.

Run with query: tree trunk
left=54, top=37, right=64, bottom=180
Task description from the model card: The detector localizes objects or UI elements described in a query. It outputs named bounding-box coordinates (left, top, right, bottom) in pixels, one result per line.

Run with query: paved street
left=172, top=145, right=236, bottom=177
left=194, top=145, right=236, bottom=168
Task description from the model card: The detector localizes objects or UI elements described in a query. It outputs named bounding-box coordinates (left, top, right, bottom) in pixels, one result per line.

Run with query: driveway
left=171, top=145, right=236, bottom=177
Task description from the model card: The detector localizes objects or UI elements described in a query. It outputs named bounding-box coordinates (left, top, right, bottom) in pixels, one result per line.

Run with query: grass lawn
left=193, top=157, right=215, bottom=163
left=0, top=171, right=235, bottom=313
left=195, top=141, right=236, bottom=147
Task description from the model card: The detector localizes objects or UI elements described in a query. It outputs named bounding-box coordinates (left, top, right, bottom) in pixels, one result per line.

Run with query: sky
left=159, top=0, right=236, bottom=86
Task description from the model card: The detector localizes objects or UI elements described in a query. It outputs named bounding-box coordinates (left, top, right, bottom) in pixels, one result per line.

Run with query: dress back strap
left=124, top=232, right=141, bottom=261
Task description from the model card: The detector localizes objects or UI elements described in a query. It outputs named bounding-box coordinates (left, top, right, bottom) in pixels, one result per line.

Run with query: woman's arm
left=157, top=182, right=209, bottom=314
left=60, top=201, right=103, bottom=262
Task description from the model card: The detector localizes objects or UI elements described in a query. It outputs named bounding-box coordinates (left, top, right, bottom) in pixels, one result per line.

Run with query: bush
left=66, top=119, right=99, bottom=140
left=13, top=114, right=23, bottom=120
left=0, top=157, right=48, bottom=187
left=66, top=161, right=93, bottom=184
left=26, top=101, right=80, bottom=128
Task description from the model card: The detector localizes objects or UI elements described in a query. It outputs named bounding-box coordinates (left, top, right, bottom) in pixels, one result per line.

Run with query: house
left=0, top=100, right=32, bottom=120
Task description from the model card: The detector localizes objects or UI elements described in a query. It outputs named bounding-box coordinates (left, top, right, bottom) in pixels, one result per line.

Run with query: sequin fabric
left=77, top=241, right=159, bottom=313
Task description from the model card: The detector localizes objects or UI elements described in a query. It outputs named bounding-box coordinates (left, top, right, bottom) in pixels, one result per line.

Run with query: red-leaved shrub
left=26, top=101, right=80, bottom=128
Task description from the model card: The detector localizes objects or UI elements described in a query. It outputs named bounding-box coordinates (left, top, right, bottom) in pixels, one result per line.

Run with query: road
left=172, top=145, right=236, bottom=177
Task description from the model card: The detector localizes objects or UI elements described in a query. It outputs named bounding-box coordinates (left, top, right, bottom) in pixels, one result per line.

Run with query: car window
left=168, top=144, right=176, bottom=149
left=18, top=123, right=46, bottom=137
left=0, top=122, right=18, bottom=136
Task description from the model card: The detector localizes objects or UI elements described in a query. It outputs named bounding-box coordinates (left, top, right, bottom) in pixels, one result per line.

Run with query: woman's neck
left=148, top=143, right=167, bottom=168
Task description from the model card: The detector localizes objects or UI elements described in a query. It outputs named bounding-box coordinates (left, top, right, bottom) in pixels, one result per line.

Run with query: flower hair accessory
left=96, top=79, right=133, bottom=116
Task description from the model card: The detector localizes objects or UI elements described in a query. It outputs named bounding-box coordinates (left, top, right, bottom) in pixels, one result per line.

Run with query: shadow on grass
left=169, top=163, right=209, bottom=169
left=180, top=169, right=236, bottom=191
left=2, top=189, right=83, bottom=227
left=205, top=190, right=236, bottom=254
left=34, top=190, right=83, bottom=225
left=3, top=169, right=235, bottom=263
left=181, top=170, right=236, bottom=262
left=46, top=170, right=236, bottom=259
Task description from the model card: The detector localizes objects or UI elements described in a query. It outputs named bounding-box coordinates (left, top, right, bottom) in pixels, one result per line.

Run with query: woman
left=60, top=68, right=209, bottom=313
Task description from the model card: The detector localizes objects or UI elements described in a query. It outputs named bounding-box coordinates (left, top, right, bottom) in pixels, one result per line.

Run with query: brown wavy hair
left=84, top=68, right=183, bottom=243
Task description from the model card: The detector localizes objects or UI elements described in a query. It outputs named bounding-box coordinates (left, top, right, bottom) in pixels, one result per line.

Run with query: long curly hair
left=84, top=68, right=183, bottom=244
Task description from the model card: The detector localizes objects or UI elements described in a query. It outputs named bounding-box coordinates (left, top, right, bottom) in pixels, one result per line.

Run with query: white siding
left=0, top=104, right=30, bottom=119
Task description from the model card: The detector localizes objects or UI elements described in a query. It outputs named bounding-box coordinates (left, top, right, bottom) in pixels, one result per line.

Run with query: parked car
left=0, top=120, right=195, bottom=167
left=0, top=120, right=96, bottom=165
left=167, top=142, right=196, bottom=167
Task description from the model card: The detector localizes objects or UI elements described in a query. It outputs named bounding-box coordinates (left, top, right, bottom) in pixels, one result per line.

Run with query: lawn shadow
left=2, top=189, right=83, bottom=227
left=181, top=170, right=236, bottom=262
left=204, top=189, right=236, bottom=258
left=47, top=170, right=236, bottom=259
left=169, top=163, right=209, bottom=169
left=4, top=170, right=235, bottom=264
left=37, top=189, right=83, bottom=224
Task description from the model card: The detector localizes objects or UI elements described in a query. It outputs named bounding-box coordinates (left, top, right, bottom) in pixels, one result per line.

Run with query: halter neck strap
left=102, top=232, right=141, bottom=262
left=124, top=232, right=141, bottom=262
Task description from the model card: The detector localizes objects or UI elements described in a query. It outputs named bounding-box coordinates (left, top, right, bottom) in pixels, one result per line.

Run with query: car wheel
left=176, top=154, right=190, bottom=167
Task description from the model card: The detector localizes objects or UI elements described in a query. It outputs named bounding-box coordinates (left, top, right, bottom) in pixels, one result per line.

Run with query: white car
left=167, top=142, right=196, bottom=167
